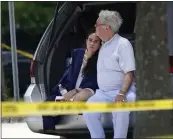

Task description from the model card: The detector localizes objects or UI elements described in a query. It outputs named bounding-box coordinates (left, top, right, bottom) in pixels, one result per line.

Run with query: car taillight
left=169, top=56, right=173, bottom=73
left=30, top=60, right=35, bottom=77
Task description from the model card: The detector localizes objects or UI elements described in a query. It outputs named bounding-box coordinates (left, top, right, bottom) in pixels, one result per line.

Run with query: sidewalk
left=2, top=123, right=59, bottom=138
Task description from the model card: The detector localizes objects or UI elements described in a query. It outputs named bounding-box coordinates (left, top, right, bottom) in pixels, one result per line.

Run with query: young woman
left=43, top=31, right=101, bottom=130
left=53, top=31, right=101, bottom=101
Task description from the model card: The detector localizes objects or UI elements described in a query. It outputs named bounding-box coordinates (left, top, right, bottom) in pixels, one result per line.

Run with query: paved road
left=2, top=123, right=60, bottom=138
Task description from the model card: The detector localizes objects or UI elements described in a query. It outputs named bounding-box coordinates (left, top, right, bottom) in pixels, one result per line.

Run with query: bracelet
left=118, top=93, right=125, bottom=96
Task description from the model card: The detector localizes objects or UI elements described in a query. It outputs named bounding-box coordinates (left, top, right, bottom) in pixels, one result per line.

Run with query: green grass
left=5, top=97, right=24, bottom=102
left=152, top=135, right=173, bottom=138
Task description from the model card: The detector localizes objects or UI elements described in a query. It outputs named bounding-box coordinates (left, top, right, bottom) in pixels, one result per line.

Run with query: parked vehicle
left=24, top=2, right=173, bottom=138
left=2, top=50, right=32, bottom=99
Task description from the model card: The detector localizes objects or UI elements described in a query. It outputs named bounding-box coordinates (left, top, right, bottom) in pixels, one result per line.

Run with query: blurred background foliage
left=1, top=1, right=57, bottom=52
left=1, top=2, right=58, bottom=100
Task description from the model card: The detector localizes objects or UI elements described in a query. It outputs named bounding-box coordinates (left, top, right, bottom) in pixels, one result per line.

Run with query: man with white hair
left=83, top=10, right=136, bottom=138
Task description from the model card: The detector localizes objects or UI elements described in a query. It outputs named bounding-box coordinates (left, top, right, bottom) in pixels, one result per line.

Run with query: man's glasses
left=95, top=23, right=105, bottom=27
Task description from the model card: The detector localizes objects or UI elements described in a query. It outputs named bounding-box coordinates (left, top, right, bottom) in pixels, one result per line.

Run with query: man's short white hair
left=99, top=10, right=123, bottom=33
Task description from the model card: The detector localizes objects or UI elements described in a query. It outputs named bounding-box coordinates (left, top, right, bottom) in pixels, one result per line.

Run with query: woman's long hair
left=82, top=31, right=101, bottom=76
left=82, top=49, right=99, bottom=76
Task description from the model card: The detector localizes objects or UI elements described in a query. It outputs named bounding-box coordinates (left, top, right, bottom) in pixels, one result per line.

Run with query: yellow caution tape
left=2, top=99, right=173, bottom=117
left=1, top=43, right=33, bottom=59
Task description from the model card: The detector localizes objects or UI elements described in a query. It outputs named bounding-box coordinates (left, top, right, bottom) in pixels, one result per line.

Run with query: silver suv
left=24, top=2, right=173, bottom=138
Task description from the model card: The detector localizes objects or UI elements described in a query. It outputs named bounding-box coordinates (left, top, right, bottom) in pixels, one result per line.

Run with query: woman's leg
left=42, top=94, right=63, bottom=131
left=42, top=94, right=56, bottom=130
left=72, top=89, right=94, bottom=101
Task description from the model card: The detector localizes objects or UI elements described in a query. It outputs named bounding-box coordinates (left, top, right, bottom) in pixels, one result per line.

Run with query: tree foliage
left=1, top=2, right=60, bottom=51
left=1, top=2, right=57, bottom=35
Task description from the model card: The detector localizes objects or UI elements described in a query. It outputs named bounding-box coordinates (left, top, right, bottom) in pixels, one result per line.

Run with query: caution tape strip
left=1, top=43, right=33, bottom=59
left=2, top=99, right=173, bottom=117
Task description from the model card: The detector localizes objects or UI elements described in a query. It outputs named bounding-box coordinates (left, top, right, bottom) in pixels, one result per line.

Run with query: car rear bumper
left=40, top=127, right=134, bottom=138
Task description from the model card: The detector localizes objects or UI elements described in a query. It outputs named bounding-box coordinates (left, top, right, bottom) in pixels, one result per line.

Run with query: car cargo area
left=43, top=2, right=136, bottom=138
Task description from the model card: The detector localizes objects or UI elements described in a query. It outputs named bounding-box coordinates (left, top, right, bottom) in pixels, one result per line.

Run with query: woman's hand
left=76, top=88, right=83, bottom=92
left=84, top=49, right=92, bottom=60
left=63, top=89, right=78, bottom=101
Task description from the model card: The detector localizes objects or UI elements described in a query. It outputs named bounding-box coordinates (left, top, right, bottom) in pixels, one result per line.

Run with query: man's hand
left=114, top=71, right=135, bottom=103
left=63, top=89, right=78, bottom=101
left=115, top=94, right=126, bottom=102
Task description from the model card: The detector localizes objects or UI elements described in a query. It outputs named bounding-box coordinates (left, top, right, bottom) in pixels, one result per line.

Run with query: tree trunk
left=134, top=2, right=173, bottom=137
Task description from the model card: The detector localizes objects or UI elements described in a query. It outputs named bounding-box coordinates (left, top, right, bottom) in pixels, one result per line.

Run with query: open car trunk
left=41, top=1, right=136, bottom=138
left=24, top=2, right=173, bottom=138
left=47, top=2, right=136, bottom=97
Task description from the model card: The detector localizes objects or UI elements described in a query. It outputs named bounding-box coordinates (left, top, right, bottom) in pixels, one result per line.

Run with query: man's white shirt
left=97, top=34, right=136, bottom=92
